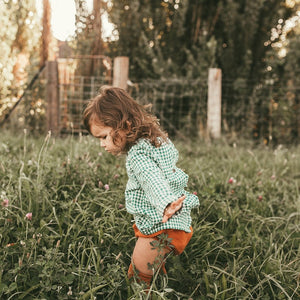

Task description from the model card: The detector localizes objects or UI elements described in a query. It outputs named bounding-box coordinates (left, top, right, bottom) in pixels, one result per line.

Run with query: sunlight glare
left=51, top=0, right=76, bottom=41
left=35, top=0, right=114, bottom=41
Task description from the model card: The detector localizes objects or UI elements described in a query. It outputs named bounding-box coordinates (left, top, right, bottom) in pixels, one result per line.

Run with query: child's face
left=90, top=122, right=126, bottom=156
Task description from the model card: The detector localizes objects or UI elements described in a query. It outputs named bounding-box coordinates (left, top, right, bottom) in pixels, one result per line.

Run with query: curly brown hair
left=83, top=86, right=168, bottom=153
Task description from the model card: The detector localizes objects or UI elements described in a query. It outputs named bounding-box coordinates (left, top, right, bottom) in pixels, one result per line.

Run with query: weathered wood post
left=207, top=68, right=222, bottom=139
left=46, top=61, right=59, bottom=135
left=113, top=56, right=129, bottom=90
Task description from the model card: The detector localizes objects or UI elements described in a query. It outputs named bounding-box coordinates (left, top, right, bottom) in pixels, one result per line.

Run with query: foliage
left=1, top=0, right=299, bottom=143
left=73, top=0, right=96, bottom=57
left=251, top=15, right=300, bottom=144
left=103, top=0, right=299, bottom=142
left=0, top=0, right=41, bottom=126
left=0, top=131, right=299, bottom=299
left=106, top=0, right=294, bottom=80
left=277, top=22, right=300, bottom=142
left=0, top=0, right=40, bottom=95
left=107, top=0, right=215, bottom=80
left=73, top=0, right=109, bottom=58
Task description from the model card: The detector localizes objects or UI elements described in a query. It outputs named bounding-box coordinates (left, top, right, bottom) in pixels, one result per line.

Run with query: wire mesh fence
left=57, top=57, right=112, bottom=133
left=129, top=78, right=208, bottom=139
left=222, top=79, right=300, bottom=144
left=129, top=77, right=299, bottom=144
left=0, top=66, right=47, bottom=134
left=58, top=75, right=108, bottom=133
left=1, top=62, right=299, bottom=145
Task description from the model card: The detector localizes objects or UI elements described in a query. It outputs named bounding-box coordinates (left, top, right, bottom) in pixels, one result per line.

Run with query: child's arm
left=129, top=150, right=184, bottom=222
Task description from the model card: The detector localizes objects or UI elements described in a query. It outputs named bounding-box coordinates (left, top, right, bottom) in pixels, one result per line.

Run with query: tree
left=90, top=0, right=103, bottom=56
left=40, top=0, right=52, bottom=67
left=265, top=10, right=300, bottom=142
left=105, top=0, right=299, bottom=142
left=107, top=0, right=193, bottom=79
left=285, top=29, right=300, bottom=139
left=73, top=0, right=109, bottom=76
left=0, top=0, right=40, bottom=120
left=67, top=0, right=300, bottom=141
left=107, top=1, right=294, bottom=81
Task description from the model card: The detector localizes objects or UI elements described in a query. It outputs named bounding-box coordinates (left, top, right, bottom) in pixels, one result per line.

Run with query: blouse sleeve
left=128, top=149, right=177, bottom=218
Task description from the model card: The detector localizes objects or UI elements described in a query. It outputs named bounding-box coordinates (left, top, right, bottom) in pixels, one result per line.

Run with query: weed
left=0, top=131, right=299, bottom=299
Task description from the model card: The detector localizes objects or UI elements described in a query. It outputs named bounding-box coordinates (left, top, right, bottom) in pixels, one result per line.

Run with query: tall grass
left=0, top=131, right=299, bottom=299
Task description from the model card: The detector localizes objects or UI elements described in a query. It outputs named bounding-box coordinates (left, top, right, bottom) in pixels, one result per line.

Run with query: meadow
left=0, top=130, right=299, bottom=299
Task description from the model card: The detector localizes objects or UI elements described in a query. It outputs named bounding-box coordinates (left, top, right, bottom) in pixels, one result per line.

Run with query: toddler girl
left=83, top=86, right=199, bottom=289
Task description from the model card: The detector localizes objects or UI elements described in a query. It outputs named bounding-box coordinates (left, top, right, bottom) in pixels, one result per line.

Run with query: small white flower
left=67, top=287, right=72, bottom=296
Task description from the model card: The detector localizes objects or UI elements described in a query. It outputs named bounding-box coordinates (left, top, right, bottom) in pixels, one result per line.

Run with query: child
left=83, top=86, right=199, bottom=289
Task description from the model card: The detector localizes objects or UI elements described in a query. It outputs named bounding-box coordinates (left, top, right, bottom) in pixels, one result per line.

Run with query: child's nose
left=100, top=140, right=105, bottom=147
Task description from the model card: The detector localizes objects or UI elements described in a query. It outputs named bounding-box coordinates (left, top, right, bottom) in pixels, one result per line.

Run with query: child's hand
left=162, top=195, right=186, bottom=223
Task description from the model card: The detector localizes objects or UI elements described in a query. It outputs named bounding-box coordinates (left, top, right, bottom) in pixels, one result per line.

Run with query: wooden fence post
left=113, top=56, right=129, bottom=90
left=207, top=68, right=222, bottom=139
left=46, top=61, right=59, bottom=135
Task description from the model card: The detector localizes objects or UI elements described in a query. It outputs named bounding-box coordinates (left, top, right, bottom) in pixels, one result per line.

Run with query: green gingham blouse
left=125, top=138, right=199, bottom=235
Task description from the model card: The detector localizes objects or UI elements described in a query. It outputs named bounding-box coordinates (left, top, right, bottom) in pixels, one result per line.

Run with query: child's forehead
left=90, top=122, right=113, bottom=137
left=91, top=120, right=111, bottom=130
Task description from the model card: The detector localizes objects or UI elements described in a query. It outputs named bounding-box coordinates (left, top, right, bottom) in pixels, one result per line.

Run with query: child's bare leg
left=132, top=237, right=170, bottom=275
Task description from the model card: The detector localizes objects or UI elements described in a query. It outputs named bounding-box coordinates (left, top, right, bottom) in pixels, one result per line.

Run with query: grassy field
left=0, top=130, right=299, bottom=299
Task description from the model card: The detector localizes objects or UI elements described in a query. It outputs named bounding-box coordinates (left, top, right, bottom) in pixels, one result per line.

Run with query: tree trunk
left=40, top=0, right=52, bottom=67
left=89, top=0, right=103, bottom=75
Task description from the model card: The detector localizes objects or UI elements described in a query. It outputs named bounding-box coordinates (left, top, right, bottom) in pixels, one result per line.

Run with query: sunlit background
left=35, top=0, right=114, bottom=41
left=0, top=0, right=299, bottom=144
left=33, top=0, right=300, bottom=55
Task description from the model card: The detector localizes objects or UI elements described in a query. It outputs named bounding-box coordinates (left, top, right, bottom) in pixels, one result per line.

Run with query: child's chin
left=108, top=150, right=120, bottom=156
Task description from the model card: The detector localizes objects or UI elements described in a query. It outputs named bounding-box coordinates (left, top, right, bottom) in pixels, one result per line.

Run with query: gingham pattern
left=125, top=138, right=199, bottom=235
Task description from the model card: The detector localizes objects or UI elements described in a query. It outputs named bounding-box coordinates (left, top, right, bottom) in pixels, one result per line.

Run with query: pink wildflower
left=258, top=195, right=263, bottom=202
left=271, top=175, right=276, bottom=180
left=2, top=199, right=9, bottom=207
left=25, top=212, right=32, bottom=221
left=104, top=184, right=110, bottom=191
left=193, top=191, right=198, bottom=195
left=228, top=177, right=236, bottom=184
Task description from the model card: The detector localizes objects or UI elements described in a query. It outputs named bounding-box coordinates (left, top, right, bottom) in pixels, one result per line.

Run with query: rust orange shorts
left=132, top=224, right=193, bottom=255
